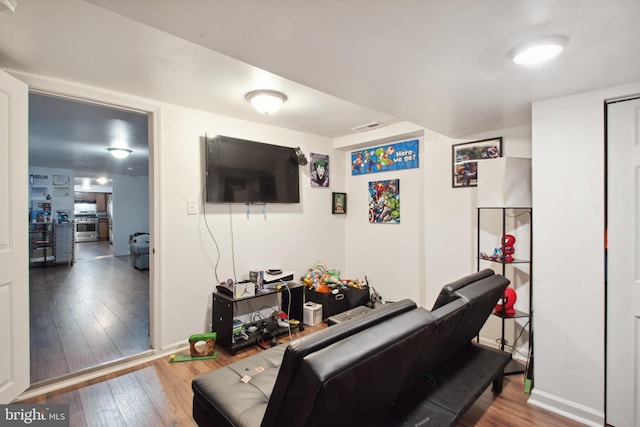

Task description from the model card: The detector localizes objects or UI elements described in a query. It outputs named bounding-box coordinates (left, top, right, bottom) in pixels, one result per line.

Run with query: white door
left=607, top=96, right=640, bottom=426
left=0, top=70, right=30, bottom=403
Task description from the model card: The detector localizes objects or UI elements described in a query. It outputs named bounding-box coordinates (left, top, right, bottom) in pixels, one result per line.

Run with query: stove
left=75, top=214, right=99, bottom=242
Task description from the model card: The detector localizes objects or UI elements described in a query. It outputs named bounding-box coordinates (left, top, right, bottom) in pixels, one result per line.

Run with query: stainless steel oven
left=75, top=216, right=99, bottom=242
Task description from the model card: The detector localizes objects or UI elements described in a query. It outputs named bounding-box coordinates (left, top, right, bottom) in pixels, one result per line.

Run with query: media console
left=212, top=282, right=304, bottom=354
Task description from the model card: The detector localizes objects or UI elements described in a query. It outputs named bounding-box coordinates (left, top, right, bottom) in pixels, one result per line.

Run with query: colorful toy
left=494, top=287, right=517, bottom=316
left=479, top=234, right=516, bottom=263
left=169, top=332, right=218, bottom=362
left=502, top=234, right=516, bottom=263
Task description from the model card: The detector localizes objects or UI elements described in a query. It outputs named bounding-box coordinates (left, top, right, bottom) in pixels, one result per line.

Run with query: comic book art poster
left=368, top=179, right=400, bottom=224
left=310, top=153, right=329, bottom=187
left=351, top=139, right=419, bottom=175
left=452, top=137, right=502, bottom=188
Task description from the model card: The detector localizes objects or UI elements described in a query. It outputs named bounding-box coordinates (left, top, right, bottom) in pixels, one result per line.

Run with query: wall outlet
left=187, top=199, right=198, bottom=215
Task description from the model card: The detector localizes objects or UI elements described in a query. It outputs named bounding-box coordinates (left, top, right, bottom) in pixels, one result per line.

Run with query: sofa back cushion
left=261, top=299, right=417, bottom=426
left=431, top=269, right=495, bottom=310
left=452, top=274, right=509, bottom=343
left=263, top=307, right=437, bottom=427
left=430, top=274, right=509, bottom=364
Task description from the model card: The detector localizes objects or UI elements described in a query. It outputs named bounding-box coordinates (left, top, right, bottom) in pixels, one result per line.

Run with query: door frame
left=15, top=71, right=163, bottom=361
left=604, top=93, right=640, bottom=425
left=0, top=69, right=29, bottom=403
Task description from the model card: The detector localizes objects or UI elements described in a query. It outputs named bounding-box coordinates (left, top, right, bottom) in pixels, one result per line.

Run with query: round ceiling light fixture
left=0, top=0, right=17, bottom=15
left=509, top=36, right=569, bottom=65
left=107, top=147, right=132, bottom=159
left=245, top=89, right=288, bottom=114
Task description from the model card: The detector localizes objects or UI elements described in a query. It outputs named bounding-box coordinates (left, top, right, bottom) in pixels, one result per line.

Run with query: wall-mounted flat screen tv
left=205, top=135, right=300, bottom=204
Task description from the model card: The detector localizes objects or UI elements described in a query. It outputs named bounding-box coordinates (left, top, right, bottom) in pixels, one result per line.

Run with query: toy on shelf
left=301, top=261, right=367, bottom=291
left=502, top=234, right=516, bottom=263
left=494, top=287, right=517, bottom=316
left=479, top=234, right=516, bottom=263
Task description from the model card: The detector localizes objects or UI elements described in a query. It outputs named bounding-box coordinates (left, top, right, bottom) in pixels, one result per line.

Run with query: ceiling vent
left=350, top=121, right=386, bottom=132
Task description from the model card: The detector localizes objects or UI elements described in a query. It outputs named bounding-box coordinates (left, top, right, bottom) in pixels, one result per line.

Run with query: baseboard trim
left=528, top=388, right=604, bottom=427
left=17, top=344, right=188, bottom=401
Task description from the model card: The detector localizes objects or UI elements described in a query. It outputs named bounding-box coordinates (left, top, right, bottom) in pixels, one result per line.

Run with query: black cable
left=228, top=204, right=238, bottom=282
left=201, top=135, right=222, bottom=284
left=498, top=319, right=531, bottom=359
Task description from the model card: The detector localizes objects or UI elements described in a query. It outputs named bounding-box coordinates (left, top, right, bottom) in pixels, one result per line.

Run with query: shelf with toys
left=476, top=207, right=532, bottom=378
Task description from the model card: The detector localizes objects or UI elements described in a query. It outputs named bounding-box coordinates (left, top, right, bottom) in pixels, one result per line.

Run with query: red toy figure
left=502, top=234, right=516, bottom=263
left=495, top=287, right=517, bottom=315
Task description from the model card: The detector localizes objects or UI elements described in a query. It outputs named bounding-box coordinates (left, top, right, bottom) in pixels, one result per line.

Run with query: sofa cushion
left=192, top=345, right=286, bottom=427
left=193, top=299, right=418, bottom=427
left=449, top=274, right=509, bottom=347
left=431, top=269, right=495, bottom=310
left=265, top=307, right=437, bottom=427
left=261, top=299, right=417, bottom=426
left=429, top=274, right=509, bottom=365
left=192, top=345, right=287, bottom=427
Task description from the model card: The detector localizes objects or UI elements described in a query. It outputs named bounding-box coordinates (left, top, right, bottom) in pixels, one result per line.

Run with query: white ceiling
left=28, top=93, right=149, bottom=181
left=1, top=0, right=639, bottom=177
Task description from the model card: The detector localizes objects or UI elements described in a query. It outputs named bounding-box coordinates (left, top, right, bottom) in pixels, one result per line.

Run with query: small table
left=212, top=282, right=304, bottom=354
left=327, top=305, right=372, bottom=326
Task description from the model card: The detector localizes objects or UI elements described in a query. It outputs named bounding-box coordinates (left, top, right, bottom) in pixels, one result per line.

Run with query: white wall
left=530, top=81, right=640, bottom=427
left=339, top=124, right=532, bottom=317
left=338, top=124, right=426, bottom=305
left=158, top=105, right=346, bottom=347
left=28, top=166, right=74, bottom=221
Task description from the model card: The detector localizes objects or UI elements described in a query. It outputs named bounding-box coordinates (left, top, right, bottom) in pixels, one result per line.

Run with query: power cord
left=201, top=182, right=221, bottom=284
left=228, top=204, right=238, bottom=281
left=497, top=319, right=531, bottom=359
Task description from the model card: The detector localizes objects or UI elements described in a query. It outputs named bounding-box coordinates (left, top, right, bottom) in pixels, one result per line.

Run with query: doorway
left=606, top=95, right=640, bottom=426
left=28, top=92, right=152, bottom=385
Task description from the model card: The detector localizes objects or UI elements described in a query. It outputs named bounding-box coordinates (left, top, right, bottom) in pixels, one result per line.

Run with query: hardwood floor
left=18, top=323, right=586, bottom=427
left=29, top=241, right=150, bottom=384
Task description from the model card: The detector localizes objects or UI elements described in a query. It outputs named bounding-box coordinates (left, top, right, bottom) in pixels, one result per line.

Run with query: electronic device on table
left=263, top=270, right=294, bottom=284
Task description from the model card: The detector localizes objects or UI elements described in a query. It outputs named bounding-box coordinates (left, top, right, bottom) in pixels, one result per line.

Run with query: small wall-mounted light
left=245, top=90, right=288, bottom=114
left=509, top=36, right=569, bottom=65
left=107, top=147, right=132, bottom=159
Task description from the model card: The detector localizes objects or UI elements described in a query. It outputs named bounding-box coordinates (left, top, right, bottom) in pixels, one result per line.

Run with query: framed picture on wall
left=451, top=137, right=502, bottom=188
left=332, top=192, right=347, bottom=214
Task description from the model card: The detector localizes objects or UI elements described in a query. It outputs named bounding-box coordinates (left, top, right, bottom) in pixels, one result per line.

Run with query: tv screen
left=205, top=135, right=300, bottom=204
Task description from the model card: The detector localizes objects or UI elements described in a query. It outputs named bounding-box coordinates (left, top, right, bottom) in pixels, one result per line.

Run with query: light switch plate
left=187, top=199, right=198, bottom=215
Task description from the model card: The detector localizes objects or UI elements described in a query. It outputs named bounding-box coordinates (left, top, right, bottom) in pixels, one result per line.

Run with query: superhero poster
left=351, top=139, right=419, bottom=175
left=368, top=179, right=400, bottom=224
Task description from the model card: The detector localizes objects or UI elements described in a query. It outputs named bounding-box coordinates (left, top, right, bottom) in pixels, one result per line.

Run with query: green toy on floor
left=169, top=332, right=218, bottom=362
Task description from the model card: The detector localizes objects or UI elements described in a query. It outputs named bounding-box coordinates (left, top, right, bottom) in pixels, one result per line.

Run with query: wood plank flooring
left=29, top=241, right=150, bottom=384
left=18, top=322, right=587, bottom=427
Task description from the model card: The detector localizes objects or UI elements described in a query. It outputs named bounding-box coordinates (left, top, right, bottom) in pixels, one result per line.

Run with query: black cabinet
left=304, top=286, right=370, bottom=319
left=477, top=207, right=532, bottom=376
left=212, top=282, right=304, bottom=354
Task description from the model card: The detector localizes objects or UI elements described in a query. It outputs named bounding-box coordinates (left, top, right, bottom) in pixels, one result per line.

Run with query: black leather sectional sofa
left=192, top=269, right=511, bottom=427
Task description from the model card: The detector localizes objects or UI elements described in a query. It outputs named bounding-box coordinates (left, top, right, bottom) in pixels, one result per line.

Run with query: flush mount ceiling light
left=0, top=0, right=17, bottom=15
left=107, top=147, right=132, bottom=159
left=509, top=36, right=569, bottom=65
left=245, top=90, right=288, bottom=114
left=96, top=177, right=108, bottom=185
